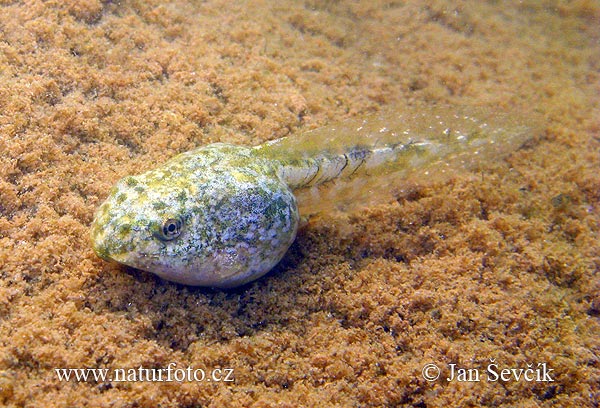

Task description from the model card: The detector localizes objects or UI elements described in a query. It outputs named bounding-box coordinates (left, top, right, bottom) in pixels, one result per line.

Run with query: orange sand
left=0, top=0, right=598, bottom=406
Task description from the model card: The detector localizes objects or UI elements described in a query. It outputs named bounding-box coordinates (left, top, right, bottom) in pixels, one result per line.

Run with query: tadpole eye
left=157, top=217, right=183, bottom=241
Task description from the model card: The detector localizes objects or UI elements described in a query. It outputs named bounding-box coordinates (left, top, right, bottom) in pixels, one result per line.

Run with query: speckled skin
left=92, top=107, right=531, bottom=287
left=91, top=144, right=298, bottom=287
left=90, top=137, right=433, bottom=287
left=91, top=137, right=419, bottom=287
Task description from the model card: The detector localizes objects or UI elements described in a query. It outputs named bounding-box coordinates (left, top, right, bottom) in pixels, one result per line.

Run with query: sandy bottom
left=0, top=0, right=598, bottom=406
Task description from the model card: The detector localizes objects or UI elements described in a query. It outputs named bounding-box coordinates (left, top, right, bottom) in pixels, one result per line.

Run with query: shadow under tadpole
left=91, top=239, right=311, bottom=351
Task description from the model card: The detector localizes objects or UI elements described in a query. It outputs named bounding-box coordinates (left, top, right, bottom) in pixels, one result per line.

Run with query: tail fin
left=255, top=104, right=538, bottom=213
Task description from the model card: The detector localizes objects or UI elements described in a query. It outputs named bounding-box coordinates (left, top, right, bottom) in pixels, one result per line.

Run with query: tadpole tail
left=254, top=104, right=539, bottom=214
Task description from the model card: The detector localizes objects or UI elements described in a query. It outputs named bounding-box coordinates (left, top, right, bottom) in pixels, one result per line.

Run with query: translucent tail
left=254, top=104, right=538, bottom=213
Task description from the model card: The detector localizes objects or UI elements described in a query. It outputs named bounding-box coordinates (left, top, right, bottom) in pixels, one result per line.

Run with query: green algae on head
left=91, top=105, right=535, bottom=287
